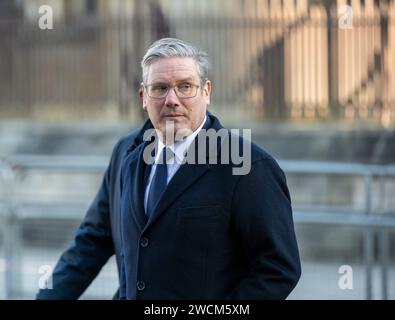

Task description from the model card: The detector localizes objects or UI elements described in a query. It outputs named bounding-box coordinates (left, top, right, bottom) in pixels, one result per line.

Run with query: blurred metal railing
left=0, top=155, right=109, bottom=299
left=280, top=159, right=395, bottom=300
left=1, top=155, right=395, bottom=299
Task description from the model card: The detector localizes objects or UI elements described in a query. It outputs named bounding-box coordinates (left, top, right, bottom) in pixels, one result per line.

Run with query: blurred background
left=0, top=0, right=395, bottom=299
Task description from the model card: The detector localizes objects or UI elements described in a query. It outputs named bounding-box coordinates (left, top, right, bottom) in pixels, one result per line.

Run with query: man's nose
left=164, top=87, right=180, bottom=107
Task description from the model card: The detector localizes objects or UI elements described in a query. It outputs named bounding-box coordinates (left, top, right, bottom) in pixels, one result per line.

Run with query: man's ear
left=140, top=83, right=146, bottom=110
left=204, top=80, right=212, bottom=106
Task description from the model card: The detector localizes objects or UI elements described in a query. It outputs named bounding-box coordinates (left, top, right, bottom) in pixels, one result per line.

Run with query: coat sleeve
left=35, top=141, right=122, bottom=300
left=226, top=158, right=301, bottom=300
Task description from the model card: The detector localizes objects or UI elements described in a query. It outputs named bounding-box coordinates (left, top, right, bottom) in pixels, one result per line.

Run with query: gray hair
left=141, top=37, right=210, bottom=84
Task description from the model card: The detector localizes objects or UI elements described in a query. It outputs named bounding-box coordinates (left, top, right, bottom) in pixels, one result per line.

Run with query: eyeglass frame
left=143, top=79, right=208, bottom=100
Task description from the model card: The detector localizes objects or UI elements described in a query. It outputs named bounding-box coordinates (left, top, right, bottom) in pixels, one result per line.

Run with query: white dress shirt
left=144, top=115, right=207, bottom=212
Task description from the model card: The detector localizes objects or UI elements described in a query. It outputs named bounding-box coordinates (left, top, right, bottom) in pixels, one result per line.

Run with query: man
left=36, top=38, right=301, bottom=300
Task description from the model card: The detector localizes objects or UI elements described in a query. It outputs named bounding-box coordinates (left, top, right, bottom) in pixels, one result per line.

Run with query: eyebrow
left=176, top=77, right=195, bottom=83
left=150, top=77, right=196, bottom=84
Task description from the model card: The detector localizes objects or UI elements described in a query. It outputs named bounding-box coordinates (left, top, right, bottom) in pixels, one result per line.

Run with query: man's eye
left=152, top=85, right=168, bottom=92
left=178, top=83, right=192, bottom=90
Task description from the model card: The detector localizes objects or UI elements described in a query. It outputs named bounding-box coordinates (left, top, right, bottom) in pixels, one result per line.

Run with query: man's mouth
left=163, top=114, right=185, bottom=118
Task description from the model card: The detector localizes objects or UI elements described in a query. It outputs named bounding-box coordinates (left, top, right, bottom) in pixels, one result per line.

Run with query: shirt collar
left=155, top=115, right=207, bottom=164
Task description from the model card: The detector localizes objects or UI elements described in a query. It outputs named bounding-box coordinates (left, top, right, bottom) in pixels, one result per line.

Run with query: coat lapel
left=143, top=115, right=222, bottom=231
left=126, top=143, right=150, bottom=231
left=124, top=112, right=225, bottom=232
left=144, top=162, right=210, bottom=230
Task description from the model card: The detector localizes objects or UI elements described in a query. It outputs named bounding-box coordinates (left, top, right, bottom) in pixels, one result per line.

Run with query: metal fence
left=0, top=155, right=395, bottom=299
left=1, top=0, right=395, bottom=125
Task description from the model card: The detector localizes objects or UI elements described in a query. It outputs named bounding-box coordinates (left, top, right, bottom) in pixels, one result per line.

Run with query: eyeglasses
left=144, top=82, right=201, bottom=99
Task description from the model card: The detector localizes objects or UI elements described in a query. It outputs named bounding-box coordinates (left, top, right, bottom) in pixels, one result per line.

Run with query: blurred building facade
left=0, top=0, right=394, bottom=127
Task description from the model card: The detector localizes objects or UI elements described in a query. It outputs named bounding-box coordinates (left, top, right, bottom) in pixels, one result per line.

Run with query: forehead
left=146, top=57, right=199, bottom=83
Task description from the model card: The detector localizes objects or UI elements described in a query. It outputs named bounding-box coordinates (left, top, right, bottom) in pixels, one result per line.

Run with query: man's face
left=141, top=57, right=211, bottom=143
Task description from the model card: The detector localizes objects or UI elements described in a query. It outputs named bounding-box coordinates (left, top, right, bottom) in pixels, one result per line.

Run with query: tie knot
left=158, top=146, right=174, bottom=165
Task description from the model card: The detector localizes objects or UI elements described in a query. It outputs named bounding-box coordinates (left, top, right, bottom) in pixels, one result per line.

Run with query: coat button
left=136, top=281, right=146, bottom=291
left=140, top=237, right=149, bottom=248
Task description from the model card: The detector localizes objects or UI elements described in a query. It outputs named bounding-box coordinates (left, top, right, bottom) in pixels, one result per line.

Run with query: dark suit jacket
left=36, top=112, right=301, bottom=300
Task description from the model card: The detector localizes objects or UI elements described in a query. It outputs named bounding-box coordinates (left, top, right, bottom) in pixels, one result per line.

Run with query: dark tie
left=146, top=147, right=169, bottom=219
